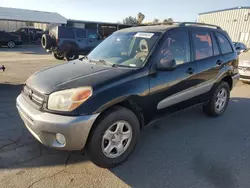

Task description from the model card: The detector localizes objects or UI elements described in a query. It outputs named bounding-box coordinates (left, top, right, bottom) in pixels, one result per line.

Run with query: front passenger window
left=157, top=30, right=190, bottom=66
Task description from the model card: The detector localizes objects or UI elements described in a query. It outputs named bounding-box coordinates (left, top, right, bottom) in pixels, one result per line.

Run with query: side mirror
left=157, top=59, right=177, bottom=71
left=236, top=47, right=241, bottom=50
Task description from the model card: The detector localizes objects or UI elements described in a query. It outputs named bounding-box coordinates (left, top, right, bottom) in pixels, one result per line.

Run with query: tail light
left=56, top=38, right=59, bottom=44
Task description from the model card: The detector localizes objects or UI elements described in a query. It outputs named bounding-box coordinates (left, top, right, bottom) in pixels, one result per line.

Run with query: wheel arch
left=86, top=99, right=145, bottom=147
left=221, top=76, right=233, bottom=90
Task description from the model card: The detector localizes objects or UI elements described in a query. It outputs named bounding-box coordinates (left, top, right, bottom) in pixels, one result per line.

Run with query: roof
left=0, top=7, right=67, bottom=24
left=68, top=19, right=134, bottom=26
left=199, top=6, right=250, bottom=15
left=117, top=25, right=176, bottom=33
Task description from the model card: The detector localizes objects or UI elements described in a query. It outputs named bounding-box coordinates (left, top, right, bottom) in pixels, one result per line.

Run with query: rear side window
left=76, top=29, right=86, bottom=38
left=216, top=33, right=233, bottom=54
left=192, top=32, right=213, bottom=60
left=59, top=27, right=75, bottom=38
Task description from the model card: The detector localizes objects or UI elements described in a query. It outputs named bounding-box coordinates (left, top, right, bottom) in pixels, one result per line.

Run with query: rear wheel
left=7, top=41, right=15, bottom=48
left=203, top=81, right=230, bottom=116
left=87, top=106, right=140, bottom=168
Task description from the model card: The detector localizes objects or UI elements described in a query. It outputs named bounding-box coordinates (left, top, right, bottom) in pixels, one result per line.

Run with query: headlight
left=48, top=87, right=93, bottom=111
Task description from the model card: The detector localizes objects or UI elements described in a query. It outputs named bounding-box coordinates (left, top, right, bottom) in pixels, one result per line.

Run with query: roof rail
left=179, top=22, right=222, bottom=30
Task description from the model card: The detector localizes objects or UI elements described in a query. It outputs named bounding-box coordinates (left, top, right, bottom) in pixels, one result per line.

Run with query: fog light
left=56, top=133, right=66, bottom=145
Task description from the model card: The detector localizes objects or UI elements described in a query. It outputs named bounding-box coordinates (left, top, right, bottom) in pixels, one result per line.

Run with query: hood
left=26, top=60, right=134, bottom=94
left=239, top=50, right=250, bottom=67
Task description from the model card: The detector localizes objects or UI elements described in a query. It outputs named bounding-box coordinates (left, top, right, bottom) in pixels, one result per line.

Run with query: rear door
left=75, top=28, right=87, bottom=50
left=190, top=30, right=223, bottom=88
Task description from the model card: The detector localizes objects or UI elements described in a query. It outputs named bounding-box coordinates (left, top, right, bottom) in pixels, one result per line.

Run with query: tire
left=53, top=52, right=64, bottom=60
left=7, top=41, right=15, bottom=48
left=41, top=34, right=54, bottom=49
left=203, top=81, right=230, bottom=117
left=87, top=106, right=140, bottom=168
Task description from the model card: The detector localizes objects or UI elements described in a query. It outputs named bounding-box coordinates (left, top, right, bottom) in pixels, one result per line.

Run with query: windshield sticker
left=134, top=32, right=154, bottom=38
left=129, top=64, right=136, bottom=67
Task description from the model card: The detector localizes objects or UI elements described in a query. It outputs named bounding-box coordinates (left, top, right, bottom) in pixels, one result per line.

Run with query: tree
left=123, top=16, right=138, bottom=25
left=137, top=12, right=145, bottom=24
left=153, top=19, right=160, bottom=24
left=163, top=18, right=174, bottom=24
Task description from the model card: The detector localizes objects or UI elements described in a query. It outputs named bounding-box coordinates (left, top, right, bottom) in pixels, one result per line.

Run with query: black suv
left=41, top=26, right=101, bottom=61
left=11, top=28, right=44, bottom=44
left=17, top=22, right=239, bottom=168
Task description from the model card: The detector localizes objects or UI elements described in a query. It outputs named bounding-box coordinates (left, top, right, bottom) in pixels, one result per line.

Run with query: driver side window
left=157, top=30, right=190, bottom=65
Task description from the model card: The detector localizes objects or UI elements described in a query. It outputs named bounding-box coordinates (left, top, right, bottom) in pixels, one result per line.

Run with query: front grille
left=241, top=75, right=250, bottom=79
left=239, top=66, right=250, bottom=71
left=23, top=85, right=45, bottom=108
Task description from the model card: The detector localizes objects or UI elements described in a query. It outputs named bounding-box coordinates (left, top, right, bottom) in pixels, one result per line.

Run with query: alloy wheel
left=102, top=120, right=133, bottom=158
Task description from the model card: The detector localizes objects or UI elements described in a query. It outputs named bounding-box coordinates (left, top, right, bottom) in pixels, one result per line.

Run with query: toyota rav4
left=16, top=22, right=240, bottom=168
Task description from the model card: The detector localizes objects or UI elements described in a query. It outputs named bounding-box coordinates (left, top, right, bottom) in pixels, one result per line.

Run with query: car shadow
left=0, top=46, right=48, bottom=55
left=0, top=83, right=249, bottom=188
left=110, top=97, right=250, bottom=188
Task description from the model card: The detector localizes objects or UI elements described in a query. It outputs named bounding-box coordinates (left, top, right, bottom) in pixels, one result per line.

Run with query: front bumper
left=239, top=69, right=250, bottom=82
left=232, top=73, right=240, bottom=87
left=16, top=94, right=99, bottom=150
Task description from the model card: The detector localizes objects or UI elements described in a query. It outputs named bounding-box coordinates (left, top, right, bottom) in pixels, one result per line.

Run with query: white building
left=198, top=6, right=250, bottom=47
left=0, top=7, right=67, bottom=32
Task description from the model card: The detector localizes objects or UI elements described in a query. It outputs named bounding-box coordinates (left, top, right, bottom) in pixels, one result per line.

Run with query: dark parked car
left=41, top=26, right=101, bottom=61
left=12, top=28, right=44, bottom=44
left=0, top=31, right=22, bottom=48
left=17, top=22, right=239, bottom=168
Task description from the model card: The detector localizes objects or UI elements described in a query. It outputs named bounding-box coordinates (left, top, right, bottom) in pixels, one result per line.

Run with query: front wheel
left=7, top=41, right=16, bottom=48
left=87, top=106, right=140, bottom=168
left=203, top=81, right=230, bottom=116
left=53, top=52, right=64, bottom=60
left=65, top=52, right=79, bottom=61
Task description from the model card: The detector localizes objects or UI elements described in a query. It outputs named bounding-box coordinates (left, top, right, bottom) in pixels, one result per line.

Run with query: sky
left=1, top=0, right=250, bottom=23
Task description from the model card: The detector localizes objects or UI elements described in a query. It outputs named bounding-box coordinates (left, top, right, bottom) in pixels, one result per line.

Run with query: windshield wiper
left=90, top=59, right=113, bottom=66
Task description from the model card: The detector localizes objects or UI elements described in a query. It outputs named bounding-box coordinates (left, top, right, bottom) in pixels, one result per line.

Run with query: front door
left=149, top=29, right=198, bottom=111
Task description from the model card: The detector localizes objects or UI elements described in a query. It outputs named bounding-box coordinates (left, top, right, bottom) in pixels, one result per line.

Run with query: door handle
left=88, top=40, right=92, bottom=43
left=186, top=68, right=194, bottom=74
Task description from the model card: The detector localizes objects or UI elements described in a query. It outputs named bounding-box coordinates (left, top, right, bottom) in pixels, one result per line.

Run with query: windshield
left=87, top=31, right=161, bottom=68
